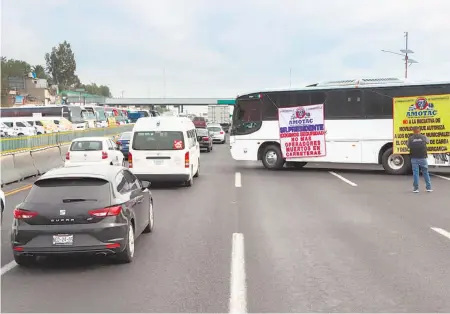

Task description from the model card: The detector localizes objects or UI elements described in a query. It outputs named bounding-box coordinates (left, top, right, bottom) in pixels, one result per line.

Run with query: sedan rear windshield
left=26, top=178, right=111, bottom=207
left=196, top=128, right=209, bottom=136
left=70, top=141, right=103, bottom=151
left=132, top=131, right=184, bottom=150
left=208, top=127, right=221, bottom=132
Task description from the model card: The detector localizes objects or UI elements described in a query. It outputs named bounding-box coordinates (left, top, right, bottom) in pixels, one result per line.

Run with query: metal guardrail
left=0, top=125, right=134, bottom=154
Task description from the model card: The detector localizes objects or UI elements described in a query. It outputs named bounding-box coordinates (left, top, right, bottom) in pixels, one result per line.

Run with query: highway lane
left=237, top=166, right=450, bottom=312
left=1, top=141, right=450, bottom=312
left=1, top=141, right=237, bottom=313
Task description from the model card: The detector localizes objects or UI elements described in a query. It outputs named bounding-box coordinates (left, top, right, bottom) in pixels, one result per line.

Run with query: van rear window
left=132, top=131, right=184, bottom=150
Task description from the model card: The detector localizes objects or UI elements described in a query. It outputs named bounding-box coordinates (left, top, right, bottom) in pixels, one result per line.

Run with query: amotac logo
left=407, top=97, right=437, bottom=117
left=291, top=107, right=310, bottom=121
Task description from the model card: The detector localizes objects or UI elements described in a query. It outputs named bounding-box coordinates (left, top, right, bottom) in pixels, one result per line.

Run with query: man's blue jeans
left=411, top=158, right=432, bottom=190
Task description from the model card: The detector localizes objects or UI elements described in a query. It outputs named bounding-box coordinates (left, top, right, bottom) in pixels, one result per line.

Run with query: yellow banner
left=393, top=94, right=450, bottom=154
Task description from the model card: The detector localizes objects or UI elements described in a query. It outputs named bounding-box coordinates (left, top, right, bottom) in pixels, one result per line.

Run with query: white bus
left=229, top=78, right=450, bottom=174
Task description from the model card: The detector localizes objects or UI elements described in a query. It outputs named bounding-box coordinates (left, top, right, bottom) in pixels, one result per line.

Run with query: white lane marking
left=229, top=233, right=247, bottom=314
left=235, top=172, right=242, bottom=188
left=1, top=261, right=18, bottom=276
left=431, top=227, right=450, bottom=240
left=432, top=174, right=450, bottom=181
left=328, top=171, right=358, bottom=187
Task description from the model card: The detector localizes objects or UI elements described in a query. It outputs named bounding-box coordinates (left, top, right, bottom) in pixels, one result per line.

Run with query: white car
left=0, top=188, right=5, bottom=222
left=207, top=124, right=226, bottom=144
left=65, top=137, right=125, bottom=167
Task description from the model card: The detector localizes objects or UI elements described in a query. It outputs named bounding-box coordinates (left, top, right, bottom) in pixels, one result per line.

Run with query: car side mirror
left=141, top=181, right=151, bottom=189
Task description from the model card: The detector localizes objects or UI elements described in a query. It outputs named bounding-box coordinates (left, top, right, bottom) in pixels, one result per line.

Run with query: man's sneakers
left=412, top=189, right=433, bottom=193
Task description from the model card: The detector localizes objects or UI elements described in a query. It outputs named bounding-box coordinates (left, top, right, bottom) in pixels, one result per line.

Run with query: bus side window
left=363, top=89, right=392, bottom=118
left=310, top=92, right=326, bottom=105
left=345, top=90, right=363, bottom=117
left=262, top=93, right=278, bottom=120
left=324, top=91, right=347, bottom=119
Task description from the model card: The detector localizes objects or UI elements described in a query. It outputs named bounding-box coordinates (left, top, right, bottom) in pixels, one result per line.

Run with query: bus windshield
left=95, top=108, right=107, bottom=121
left=68, top=106, right=85, bottom=123
left=81, top=110, right=96, bottom=120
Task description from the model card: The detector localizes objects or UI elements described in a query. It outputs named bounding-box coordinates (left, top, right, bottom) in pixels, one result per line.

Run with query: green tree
left=82, top=83, right=112, bottom=97
left=32, top=65, right=49, bottom=80
left=44, top=41, right=79, bottom=90
left=1, top=57, right=32, bottom=104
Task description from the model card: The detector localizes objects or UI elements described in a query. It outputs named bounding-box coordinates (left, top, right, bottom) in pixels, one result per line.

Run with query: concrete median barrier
left=31, top=146, right=64, bottom=175
left=0, top=154, right=22, bottom=185
left=14, top=151, right=38, bottom=180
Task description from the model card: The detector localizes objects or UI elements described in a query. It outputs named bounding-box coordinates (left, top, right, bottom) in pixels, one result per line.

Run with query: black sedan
left=11, top=165, right=154, bottom=266
left=196, top=127, right=213, bottom=152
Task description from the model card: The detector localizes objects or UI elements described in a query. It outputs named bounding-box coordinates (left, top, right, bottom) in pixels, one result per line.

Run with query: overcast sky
left=2, top=0, right=449, bottom=99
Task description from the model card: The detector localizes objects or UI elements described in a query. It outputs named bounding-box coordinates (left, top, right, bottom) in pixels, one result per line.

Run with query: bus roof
left=237, top=78, right=450, bottom=99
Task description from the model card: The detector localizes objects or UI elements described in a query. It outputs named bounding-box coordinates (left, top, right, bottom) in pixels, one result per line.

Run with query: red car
left=193, top=116, right=206, bottom=128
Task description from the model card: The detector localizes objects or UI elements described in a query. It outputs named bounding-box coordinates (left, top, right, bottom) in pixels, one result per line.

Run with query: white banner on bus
left=278, top=104, right=327, bottom=159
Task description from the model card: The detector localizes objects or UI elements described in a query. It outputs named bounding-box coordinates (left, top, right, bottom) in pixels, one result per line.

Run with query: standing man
left=407, top=126, right=432, bottom=193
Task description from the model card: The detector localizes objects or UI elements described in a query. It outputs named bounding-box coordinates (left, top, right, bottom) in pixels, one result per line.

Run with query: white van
left=0, top=118, right=37, bottom=136
left=128, top=117, right=200, bottom=186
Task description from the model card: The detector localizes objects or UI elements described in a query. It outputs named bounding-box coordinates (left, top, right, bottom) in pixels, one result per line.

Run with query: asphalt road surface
left=2, top=141, right=450, bottom=313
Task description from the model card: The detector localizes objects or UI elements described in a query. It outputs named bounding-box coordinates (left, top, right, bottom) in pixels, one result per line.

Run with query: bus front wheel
left=262, top=145, right=285, bottom=170
left=381, top=148, right=411, bottom=175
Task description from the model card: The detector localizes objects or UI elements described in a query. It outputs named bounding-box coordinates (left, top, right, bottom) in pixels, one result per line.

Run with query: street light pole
left=404, top=32, right=409, bottom=79
left=381, top=31, right=418, bottom=79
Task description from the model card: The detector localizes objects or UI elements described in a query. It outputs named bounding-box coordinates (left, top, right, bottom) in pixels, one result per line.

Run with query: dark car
left=196, top=128, right=213, bottom=152
left=11, top=165, right=154, bottom=266
left=116, top=131, right=132, bottom=156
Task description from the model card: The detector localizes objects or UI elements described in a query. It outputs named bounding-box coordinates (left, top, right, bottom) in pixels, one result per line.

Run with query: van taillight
left=102, top=151, right=108, bottom=159
left=66, top=152, right=70, bottom=160
left=128, top=152, right=133, bottom=168
left=185, top=152, right=189, bottom=168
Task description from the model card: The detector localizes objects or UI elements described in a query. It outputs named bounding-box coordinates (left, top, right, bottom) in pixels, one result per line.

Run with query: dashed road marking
left=431, top=227, right=450, bottom=241
left=328, top=171, right=358, bottom=187
left=235, top=172, right=242, bottom=188
left=229, top=233, right=247, bottom=314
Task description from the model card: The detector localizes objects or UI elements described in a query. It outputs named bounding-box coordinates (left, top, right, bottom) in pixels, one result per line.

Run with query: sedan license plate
left=53, top=234, right=74, bottom=246
left=154, top=160, right=164, bottom=165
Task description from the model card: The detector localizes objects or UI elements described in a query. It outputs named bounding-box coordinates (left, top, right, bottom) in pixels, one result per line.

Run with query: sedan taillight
left=202, top=137, right=209, bottom=141
left=14, top=208, right=38, bottom=219
left=88, top=205, right=122, bottom=217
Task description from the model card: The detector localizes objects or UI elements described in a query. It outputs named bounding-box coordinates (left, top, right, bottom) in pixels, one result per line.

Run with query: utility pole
left=381, top=31, right=418, bottom=79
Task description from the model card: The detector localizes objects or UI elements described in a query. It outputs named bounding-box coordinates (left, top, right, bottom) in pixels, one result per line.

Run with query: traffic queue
left=7, top=115, right=227, bottom=267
